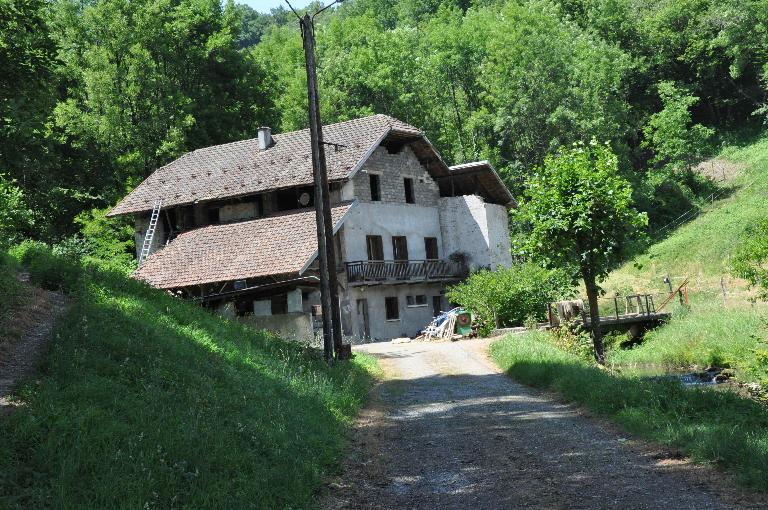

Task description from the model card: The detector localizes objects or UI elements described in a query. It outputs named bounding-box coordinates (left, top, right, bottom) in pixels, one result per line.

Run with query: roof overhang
left=441, top=161, right=517, bottom=208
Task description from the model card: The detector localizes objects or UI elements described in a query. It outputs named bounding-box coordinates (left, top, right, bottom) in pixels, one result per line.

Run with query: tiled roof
left=133, top=203, right=356, bottom=289
left=108, top=115, right=420, bottom=216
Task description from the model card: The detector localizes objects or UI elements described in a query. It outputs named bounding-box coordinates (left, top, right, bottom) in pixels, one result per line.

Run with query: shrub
left=74, top=207, right=135, bottom=268
left=10, top=240, right=81, bottom=293
left=0, top=250, right=22, bottom=322
left=0, top=174, right=34, bottom=247
left=447, top=262, right=572, bottom=335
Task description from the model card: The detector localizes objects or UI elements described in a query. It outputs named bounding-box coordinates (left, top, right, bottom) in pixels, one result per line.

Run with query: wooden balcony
left=345, top=259, right=467, bottom=284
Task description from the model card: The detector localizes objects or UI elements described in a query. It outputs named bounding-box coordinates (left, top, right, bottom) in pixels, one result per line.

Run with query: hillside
left=604, top=135, right=768, bottom=295
left=0, top=244, right=376, bottom=508
left=601, top=135, right=768, bottom=384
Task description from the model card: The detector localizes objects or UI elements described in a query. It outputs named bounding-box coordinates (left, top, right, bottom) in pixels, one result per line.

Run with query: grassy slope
left=0, top=251, right=376, bottom=509
left=604, top=135, right=768, bottom=294
left=491, top=333, right=768, bottom=489
left=0, top=251, right=22, bottom=323
left=601, top=135, right=768, bottom=383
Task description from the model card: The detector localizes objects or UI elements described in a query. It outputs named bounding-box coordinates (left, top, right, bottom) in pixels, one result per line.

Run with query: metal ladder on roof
left=138, top=199, right=163, bottom=267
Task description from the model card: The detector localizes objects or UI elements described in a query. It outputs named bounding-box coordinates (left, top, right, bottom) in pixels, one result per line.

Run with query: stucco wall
left=438, top=195, right=512, bottom=270
left=340, top=202, right=444, bottom=262
left=485, top=202, right=513, bottom=269
left=342, top=282, right=447, bottom=341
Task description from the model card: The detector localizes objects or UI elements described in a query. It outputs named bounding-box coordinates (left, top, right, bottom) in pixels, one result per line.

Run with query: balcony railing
left=345, top=259, right=467, bottom=284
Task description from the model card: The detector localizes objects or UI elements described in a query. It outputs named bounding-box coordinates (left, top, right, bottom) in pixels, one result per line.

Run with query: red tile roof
left=133, top=203, right=356, bottom=289
left=108, top=115, right=420, bottom=217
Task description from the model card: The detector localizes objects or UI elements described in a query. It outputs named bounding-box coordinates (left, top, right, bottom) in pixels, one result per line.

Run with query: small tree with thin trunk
left=517, top=141, right=647, bottom=363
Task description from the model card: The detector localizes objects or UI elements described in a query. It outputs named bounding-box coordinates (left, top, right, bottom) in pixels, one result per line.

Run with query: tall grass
left=603, top=134, right=768, bottom=295
left=0, top=245, right=377, bottom=509
left=609, top=298, right=767, bottom=379
left=0, top=251, right=22, bottom=323
left=492, top=333, right=768, bottom=489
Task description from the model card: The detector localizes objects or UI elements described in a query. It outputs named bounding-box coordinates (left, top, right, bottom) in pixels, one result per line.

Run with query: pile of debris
left=419, top=308, right=473, bottom=341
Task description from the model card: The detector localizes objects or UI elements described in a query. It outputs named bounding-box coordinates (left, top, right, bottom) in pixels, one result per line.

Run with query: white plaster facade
left=439, top=195, right=513, bottom=270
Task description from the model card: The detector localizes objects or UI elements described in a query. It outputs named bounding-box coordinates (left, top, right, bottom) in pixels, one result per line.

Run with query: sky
left=243, top=0, right=314, bottom=12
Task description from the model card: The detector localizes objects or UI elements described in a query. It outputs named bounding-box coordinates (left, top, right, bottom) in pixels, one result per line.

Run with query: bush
left=0, top=174, right=34, bottom=247
left=446, top=263, right=572, bottom=335
left=9, top=240, right=82, bottom=293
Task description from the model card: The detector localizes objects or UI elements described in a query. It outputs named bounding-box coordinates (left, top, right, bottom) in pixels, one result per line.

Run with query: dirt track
left=322, top=339, right=761, bottom=509
left=0, top=274, right=68, bottom=414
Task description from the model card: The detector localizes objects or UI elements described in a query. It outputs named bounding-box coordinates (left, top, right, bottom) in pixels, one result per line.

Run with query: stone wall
left=134, top=215, right=166, bottom=259
left=239, top=312, right=314, bottom=341
left=345, top=146, right=440, bottom=206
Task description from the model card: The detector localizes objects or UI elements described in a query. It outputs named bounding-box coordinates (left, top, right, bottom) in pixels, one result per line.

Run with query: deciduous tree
left=518, top=141, right=647, bottom=363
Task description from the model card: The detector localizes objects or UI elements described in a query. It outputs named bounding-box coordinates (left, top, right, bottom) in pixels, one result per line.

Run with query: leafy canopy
left=518, top=141, right=648, bottom=285
left=732, top=220, right=768, bottom=300
left=0, top=174, right=33, bottom=247
left=642, top=81, right=714, bottom=172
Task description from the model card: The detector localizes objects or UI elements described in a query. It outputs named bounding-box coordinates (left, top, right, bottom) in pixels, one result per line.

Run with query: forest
left=2, top=0, right=767, bottom=255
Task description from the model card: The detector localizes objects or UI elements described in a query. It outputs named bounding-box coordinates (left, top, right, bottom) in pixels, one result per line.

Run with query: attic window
left=370, top=174, right=381, bottom=201
left=404, top=178, right=415, bottom=204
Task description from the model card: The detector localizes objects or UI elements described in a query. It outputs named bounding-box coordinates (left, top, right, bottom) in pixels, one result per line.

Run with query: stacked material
left=420, top=308, right=470, bottom=341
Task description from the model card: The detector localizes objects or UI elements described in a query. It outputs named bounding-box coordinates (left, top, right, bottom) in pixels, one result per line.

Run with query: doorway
left=432, top=296, right=443, bottom=317
left=356, top=298, right=370, bottom=339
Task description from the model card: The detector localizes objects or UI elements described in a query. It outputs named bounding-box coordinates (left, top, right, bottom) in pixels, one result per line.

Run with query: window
left=404, top=177, right=415, bottom=203
left=406, top=295, right=427, bottom=307
left=392, top=236, right=409, bottom=261
left=369, top=174, right=381, bottom=201
left=366, top=235, right=384, bottom=260
left=424, top=237, right=438, bottom=260
left=276, top=186, right=313, bottom=211
left=207, top=207, right=220, bottom=224
left=385, top=297, right=399, bottom=320
left=271, top=293, right=288, bottom=315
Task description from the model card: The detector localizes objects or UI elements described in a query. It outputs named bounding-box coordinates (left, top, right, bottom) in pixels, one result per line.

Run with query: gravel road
left=322, top=338, right=761, bottom=509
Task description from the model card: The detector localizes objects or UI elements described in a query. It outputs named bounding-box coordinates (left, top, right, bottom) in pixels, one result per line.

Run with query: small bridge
left=547, top=282, right=688, bottom=338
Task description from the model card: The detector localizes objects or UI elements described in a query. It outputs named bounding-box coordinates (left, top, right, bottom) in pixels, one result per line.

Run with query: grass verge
left=0, top=245, right=377, bottom=509
left=491, top=332, right=768, bottom=489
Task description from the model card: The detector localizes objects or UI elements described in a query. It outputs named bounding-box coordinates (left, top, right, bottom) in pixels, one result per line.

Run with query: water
left=615, top=365, right=725, bottom=386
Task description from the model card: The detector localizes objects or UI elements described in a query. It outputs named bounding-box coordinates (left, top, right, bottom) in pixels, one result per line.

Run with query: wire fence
left=651, top=177, right=758, bottom=237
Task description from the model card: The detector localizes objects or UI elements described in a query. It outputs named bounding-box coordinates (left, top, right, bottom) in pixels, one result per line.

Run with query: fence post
left=720, top=276, right=727, bottom=305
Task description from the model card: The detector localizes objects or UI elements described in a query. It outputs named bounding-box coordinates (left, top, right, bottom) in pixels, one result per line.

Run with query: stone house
left=108, top=115, right=515, bottom=341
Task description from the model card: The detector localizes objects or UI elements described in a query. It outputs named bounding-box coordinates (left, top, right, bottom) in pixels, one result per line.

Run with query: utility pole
left=289, top=1, right=345, bottom=362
